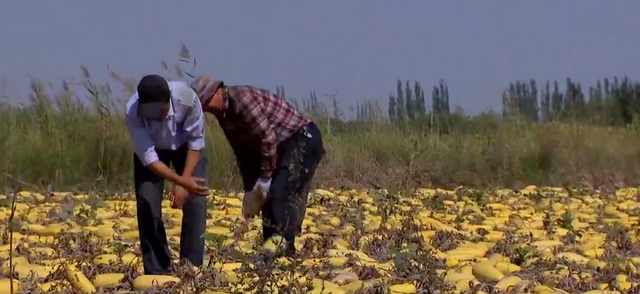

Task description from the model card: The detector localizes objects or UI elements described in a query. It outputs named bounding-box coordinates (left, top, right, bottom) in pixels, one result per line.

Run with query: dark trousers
left=236, top=122, right=325, bottom=255
left=133, top=144, right=208, bottom=274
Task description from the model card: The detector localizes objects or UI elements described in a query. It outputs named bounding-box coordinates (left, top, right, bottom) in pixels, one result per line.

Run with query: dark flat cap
left=137, top=74, right=170, bottom=119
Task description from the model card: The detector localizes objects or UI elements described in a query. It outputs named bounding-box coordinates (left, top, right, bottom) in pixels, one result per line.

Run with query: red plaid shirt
left=211, top=85, right=309, bottom=179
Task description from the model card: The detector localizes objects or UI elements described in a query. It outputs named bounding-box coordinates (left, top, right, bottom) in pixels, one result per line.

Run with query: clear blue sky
left=1, top=1, right=639, bottom=115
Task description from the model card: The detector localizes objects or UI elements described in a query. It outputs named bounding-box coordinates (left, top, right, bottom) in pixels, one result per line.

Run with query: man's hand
left=252, top=178, right=272, bottom=198
left=178, top=176, right=210, bottom=196
left=170, top=184, right=190, bottom=209
left=146, top=160, right=208, bottom=200
left=170, top=176, right=208, bottom=209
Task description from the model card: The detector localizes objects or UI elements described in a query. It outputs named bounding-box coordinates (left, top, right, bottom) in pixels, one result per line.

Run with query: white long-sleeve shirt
left=125, top=81, right=205, bottom=166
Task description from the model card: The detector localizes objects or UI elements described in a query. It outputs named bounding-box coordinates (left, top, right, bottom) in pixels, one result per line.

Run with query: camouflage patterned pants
left=236, top=122, right=325, bottom=256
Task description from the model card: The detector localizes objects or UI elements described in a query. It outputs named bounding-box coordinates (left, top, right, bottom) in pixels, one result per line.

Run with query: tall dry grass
left=1, top=58, right=639, bottom=192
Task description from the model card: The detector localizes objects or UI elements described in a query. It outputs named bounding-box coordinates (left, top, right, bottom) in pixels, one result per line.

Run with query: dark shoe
left=284, top=241, right=296, bottom=257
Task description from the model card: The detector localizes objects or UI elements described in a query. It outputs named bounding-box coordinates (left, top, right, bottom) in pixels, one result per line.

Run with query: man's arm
left=221, top=136, right=257, bottom=192
left=181, top=88, right=206, bottom=177
left=236, top=155, right=258, bottom=192
left=235, top=93, right=277, bottom=180
left=125, top=105, right=186, bottom=186
left=148, top=161, right=187, bottom=186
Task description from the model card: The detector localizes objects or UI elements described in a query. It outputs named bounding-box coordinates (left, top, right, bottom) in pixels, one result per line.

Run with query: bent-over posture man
left=125, top=74, right=210, bottom=274
left=191, top=76, right=325, bottom=256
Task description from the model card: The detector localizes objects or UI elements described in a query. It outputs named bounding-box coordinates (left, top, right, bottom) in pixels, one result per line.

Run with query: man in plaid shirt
left=191, top=76, right=325, bottom=256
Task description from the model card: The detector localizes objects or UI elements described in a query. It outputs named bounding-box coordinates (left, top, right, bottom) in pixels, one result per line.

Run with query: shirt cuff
left=187, top=137, right=205, bottom=151
left=141, top=150, right=160, bottom=167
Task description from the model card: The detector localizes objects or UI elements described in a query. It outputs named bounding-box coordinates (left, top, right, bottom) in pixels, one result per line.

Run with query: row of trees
left=388, top=79, right=450, bottom=121
left=502, top=77, right=640, bottom=126
left=166, top=46, right=640, bottom=127
left=275, top=80, right=452, bottom=122
left=275, top=76, right=640, bottom=127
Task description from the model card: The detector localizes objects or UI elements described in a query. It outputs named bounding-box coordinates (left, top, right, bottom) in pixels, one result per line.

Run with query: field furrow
left=0, top=186, right=638, bottom=294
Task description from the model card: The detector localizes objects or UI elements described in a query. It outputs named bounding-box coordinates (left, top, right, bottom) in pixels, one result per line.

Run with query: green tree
left=551, top=80, right=563, bottom=120
left=388, top=93, right=397, bottom=121
left=414, top=81, right=426, bottom=117
left=405, top=80, right=415, bottom=120
left=540, top=81, right=551, bottom=122
left=432, top=86, right=441, bottom=114
left=396, top=80, right=406, bottom=120
left=433, top=79, right=450, bottom=115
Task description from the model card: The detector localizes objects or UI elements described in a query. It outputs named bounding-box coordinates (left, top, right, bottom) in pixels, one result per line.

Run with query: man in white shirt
left=125, top=74, right=209, bottom=274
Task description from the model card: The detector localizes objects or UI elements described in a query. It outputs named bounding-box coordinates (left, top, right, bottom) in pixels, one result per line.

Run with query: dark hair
left=137, top=74, right=170, bottom=104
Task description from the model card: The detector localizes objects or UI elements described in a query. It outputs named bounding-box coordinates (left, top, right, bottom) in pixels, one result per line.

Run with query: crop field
left=1, top=186, right=640, bottom=294
left=2, top=51, right=640, bottom=293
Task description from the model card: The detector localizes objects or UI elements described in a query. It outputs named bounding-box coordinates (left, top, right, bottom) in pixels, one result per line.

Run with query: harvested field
left=1, top=186, right=640, bottom=294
